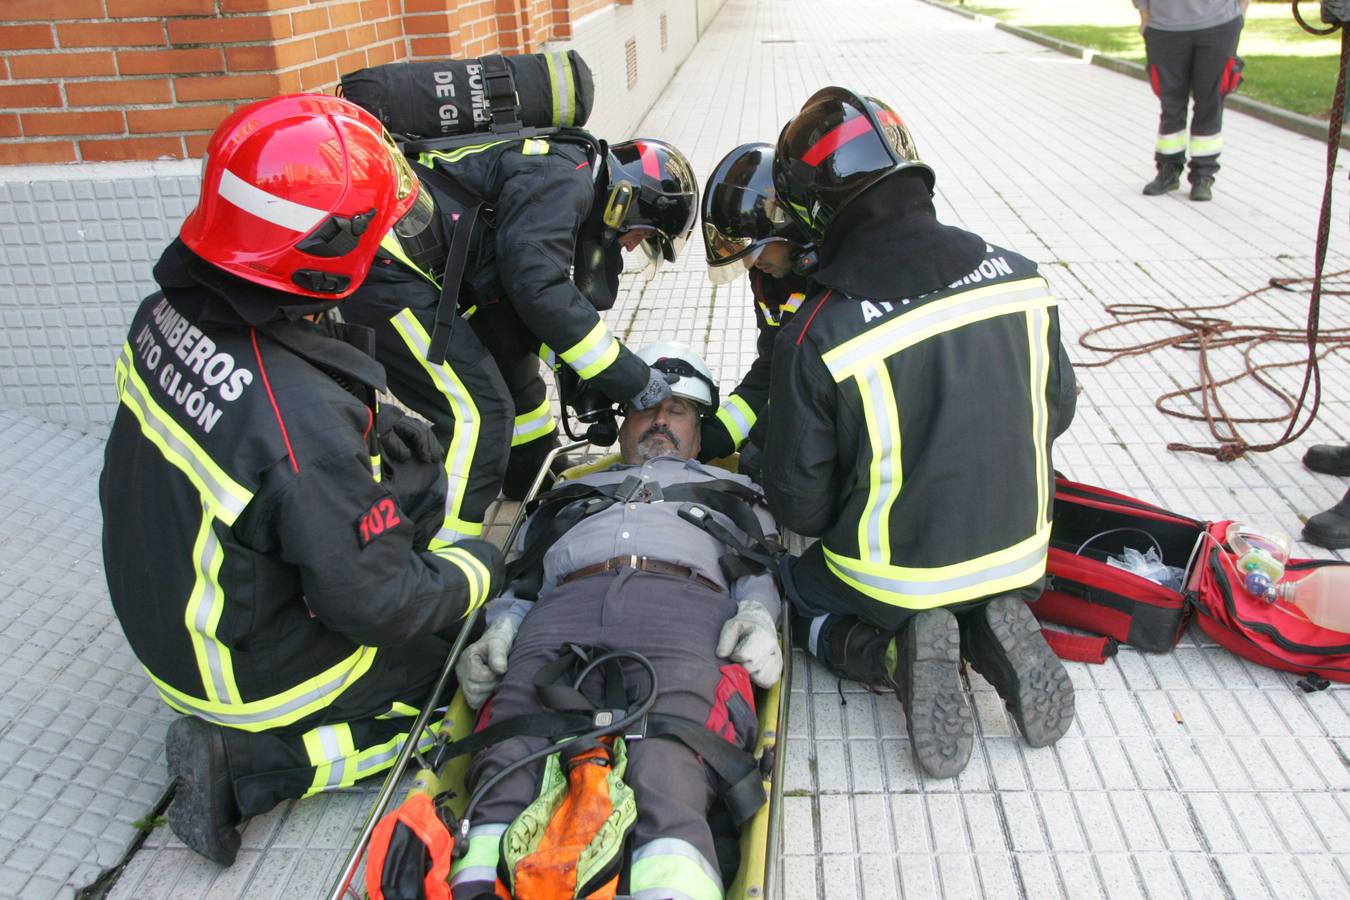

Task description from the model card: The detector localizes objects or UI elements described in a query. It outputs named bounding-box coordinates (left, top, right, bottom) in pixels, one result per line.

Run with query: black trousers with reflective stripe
left=1144, top=17, right=1243, bottom=178
left=468, top=298, right=560, bottom=497
left=456, top=571, right=733, bottom=897
left=216, top=632, right=454, bottom=818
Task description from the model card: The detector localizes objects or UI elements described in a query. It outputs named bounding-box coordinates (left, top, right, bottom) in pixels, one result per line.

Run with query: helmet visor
left=707, top=244, right=762, bottom=284
left=392, top=182, right=434, bottom=238
left=380, top=128, right=418, bottom=205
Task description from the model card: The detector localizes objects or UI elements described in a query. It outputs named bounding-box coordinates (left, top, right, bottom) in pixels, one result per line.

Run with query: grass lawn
left=954, top=1, right=1342, bottom=117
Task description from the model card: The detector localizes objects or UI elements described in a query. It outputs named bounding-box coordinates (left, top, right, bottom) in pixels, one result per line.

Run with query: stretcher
left=328, top=442, right=791, bottom=900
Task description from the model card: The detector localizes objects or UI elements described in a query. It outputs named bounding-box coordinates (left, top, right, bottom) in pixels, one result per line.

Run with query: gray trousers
left=1144, top=16, right=1244, bottom=178
left=452, top=569, right=741, bottom=899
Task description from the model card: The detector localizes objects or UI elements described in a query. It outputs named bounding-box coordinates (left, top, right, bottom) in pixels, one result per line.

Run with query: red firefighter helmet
left=180, top=93, right=420, bottom=300
left=773, top=87, right=934, bottom=241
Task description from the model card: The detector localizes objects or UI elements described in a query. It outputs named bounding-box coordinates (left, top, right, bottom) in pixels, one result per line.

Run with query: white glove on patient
left=715, top=599, right=782, bottom=688
left=456, top=616, right=518, bottom=709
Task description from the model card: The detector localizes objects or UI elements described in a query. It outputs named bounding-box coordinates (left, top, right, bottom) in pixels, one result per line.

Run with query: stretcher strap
left=1040, top=627, right=1117, bottom=664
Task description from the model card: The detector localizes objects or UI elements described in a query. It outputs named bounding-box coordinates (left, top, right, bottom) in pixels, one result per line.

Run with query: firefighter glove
left=716, top=599, right=782, bottom=688
left=697, top=416, right=736, bottom=463
left=377, top=406, right=442, bottom=464
left=737, top=441, right=764, bottom=483
left=456, top=615, right=517, bottom=708
left=628, top=367, right=679, bottom=411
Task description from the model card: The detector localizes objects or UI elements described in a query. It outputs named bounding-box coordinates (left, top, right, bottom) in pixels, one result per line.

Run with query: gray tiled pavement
left=7, top=0, right=1350, bottom=896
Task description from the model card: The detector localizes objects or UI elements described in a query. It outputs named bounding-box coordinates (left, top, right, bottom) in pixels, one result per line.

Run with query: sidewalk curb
left=918, top=0, right=1350, bottom=147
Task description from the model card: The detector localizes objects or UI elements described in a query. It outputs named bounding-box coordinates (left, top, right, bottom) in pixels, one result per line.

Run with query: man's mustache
left=639, top=424, right=679, bottom=447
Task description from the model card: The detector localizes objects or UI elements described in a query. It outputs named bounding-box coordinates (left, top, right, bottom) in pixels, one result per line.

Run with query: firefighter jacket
left=411, top=136, right=649, bottom=405
left=763, top=244, right=1076, bottom=612
left=700, top=269, right=813, bottom=461
left=100, top=241, right=501, bottom=733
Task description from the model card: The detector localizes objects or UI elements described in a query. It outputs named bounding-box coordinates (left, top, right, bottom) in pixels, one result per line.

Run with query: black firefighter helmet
left=772, top=86, right=935, bottom=242
left=604, top=139, right=699, bottom=278
left=700, top=142, right=810, bottom=285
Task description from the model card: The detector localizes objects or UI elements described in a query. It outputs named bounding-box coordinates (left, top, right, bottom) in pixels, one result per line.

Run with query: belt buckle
left=608, top=555, right=639, bottom=573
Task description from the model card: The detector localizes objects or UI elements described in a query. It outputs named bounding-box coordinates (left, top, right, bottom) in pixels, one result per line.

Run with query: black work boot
left=1303, top=443, right=1350, bottom=477
left=822, top=617, right=899, bottom=689
left=165, top=716, right=242, bottom=866
left=1189, top=176, right=1215, bottom=202
left=1303, top=487, right=1350, bottom=549
left=960, top=595, right=1074, bottom=747
left=1142, top=160, right=1184, bottom=196
left=895, top=609, right=973, bottom=779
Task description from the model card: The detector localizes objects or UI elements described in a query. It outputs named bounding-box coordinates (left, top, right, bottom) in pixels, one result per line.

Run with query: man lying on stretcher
left=451, top=341, right=784, bottom=900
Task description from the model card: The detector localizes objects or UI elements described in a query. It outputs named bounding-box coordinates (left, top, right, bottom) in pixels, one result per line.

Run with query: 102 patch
left=356, top=497, right=402, bottom=547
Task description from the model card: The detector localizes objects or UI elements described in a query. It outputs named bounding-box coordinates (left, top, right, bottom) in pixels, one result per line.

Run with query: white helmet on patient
left=635, top=341, right=719, bottom=411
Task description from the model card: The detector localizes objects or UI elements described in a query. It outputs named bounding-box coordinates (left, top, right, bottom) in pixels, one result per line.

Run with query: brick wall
left=0, top=0, right=607, bottom=166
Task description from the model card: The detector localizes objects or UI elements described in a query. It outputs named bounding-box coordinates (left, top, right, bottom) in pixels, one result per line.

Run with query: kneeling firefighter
left=99, top=95, right=504, bottom=867
left=427, top=343, right=784, bottom=899
left=698, top=141, right=817, bottom=471
left=763, top=88, right=1080, bottom=779
left=342, top=56, right=700, bottom=505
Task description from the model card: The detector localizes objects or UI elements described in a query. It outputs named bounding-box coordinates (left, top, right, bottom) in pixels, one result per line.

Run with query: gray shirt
left=1135, top=0, right=1244, bottom=31
left=487, top=455, right=782, bottom=626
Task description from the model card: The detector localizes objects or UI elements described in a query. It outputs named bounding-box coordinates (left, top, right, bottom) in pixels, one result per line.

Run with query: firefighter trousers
left=341, top=295, right=513, bottom=547
left=1144, top=16, right=1244, bottom=179
left=212, top=632, right=454, bottom=819
left=452, top=571, right=748, bottom=900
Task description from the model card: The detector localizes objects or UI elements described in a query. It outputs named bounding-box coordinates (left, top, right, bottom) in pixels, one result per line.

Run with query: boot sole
left=1141, top=182, right=1179, bottom=196
left=901, top=610, right=973, bottom=779
left=165, top=717, right=241, bottom=866
left=1302, top=523, right=1350, bottom=550
left=965, top=596, right=1074, bottom=748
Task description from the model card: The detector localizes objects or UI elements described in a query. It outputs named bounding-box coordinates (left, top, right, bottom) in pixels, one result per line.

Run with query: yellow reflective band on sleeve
left=511, top=398, right=556, bottom=447
left=302, top=723, right=356, bottom=796
left=823, top=523, right=1051, bottom=610
left=451, top=824, right=509, bottom=888
left=379, top=232, right=440, bottom=289
left=538, top=342, right=558, bottom=372
left=521, top=138, right=550, bottom=156
left=432, top=544, right=494, bottom=614
left=560, top=320, right=621, bottom=380
left=116, top=345, right=251, bottom=524
left=856, top=366, right=902, bottom=564
left=1155, top=130, right=1187, bottom=155
left=756, top=300, right=779, bottom=327
left=821, top=278, right=1055, bottom=382
left=1189, top=133, right=1223, bottom=157
left=1027, top=307, right=1052, bottom=530
left=370, top=452, right=382, bottom=483
left=184, top=508, right=240, bottom=706
left=418, top=141, right=508, bottom=167
left=714, top=394, right=756, bottom=447
left=782, top=292, right=806, bottom=315
left=147, top=645, right=379, bottom=732
left=390, top=309, right=485, bottom=549
left=463, top=304, right=478, bottom=319
left=630, top=838, right=724, bottom=900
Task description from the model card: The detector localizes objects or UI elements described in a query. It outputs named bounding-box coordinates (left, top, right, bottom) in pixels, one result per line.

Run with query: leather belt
left=563, top=555, right=722, bottom=593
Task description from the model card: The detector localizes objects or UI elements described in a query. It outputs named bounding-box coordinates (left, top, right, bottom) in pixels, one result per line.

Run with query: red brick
left=313, top=29, right=347, bottom=58
left=366, top=41, right=398, bottom=67
left=296, top=58, right=338, bottom=91
left=0, top=115, right=20, bottom=139
left=9, top=51, right=116, bottom=79
left=7, top=0, right=103, bottom=20
left=173, top=72, right=284, bottom=102
left=0, top=83, right=63, bottom=108
left=81, top=135, right=184, bottom=161
left=375, top=19, right=403, bottom=41
left=119, top=47, right=224, bottom=76
left=106, top=0, right=213, bottom=15
left=0, top=25, right=55, bottom=51
left=290, top=8, right=330, bottom=35
left=219, top=0, right=305, bottom=11
left=67, top=78, right=172, bottom=106
left=337, top=49, right=367, bottom=74
left=168, top=15, right=292, bottom=45
left=404, top=13, right=453, bottom=35
left=58, top=21, right=165, bottom=48
left=184, top=132, right=213, bottom=157
left=225, top=38, right=314, bottom=71
left=343, top=23, right=377, bottom=49
left=359, top=0, right=391, bottom=20
left=0, top=140, right=77, bottom=164
left=329, top=2, right=361, bottom=27
left=409, top=36, right=455, bottom=58
left=22, top=109, right=125, bottom=137
left=127, top=103, right=231, bottom=134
